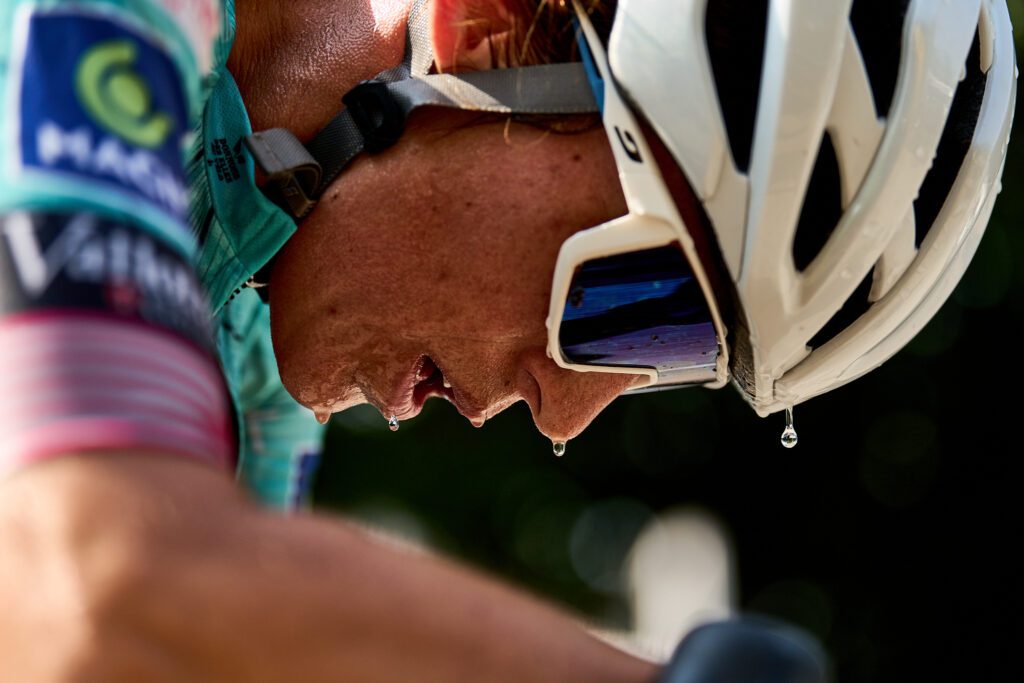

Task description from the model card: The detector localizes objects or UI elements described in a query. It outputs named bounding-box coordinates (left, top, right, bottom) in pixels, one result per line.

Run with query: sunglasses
left=546, top=3, right=729, bottom=392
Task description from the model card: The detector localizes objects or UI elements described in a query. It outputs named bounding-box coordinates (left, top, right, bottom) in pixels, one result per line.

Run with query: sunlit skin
left=0, top=2, right=663, bottom=680
left=254, top=4, right=645, bottom=441
left=269, top=111, right=641, bottom=439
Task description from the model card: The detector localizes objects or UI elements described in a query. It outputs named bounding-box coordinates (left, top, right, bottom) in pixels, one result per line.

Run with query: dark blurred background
left=314, top=6, right=1024, bottom=681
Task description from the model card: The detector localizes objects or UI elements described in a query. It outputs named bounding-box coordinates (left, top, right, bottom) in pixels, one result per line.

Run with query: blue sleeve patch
left=11, top=10, right=190, bottom=225
left=292, top=446, right=322, bottom=508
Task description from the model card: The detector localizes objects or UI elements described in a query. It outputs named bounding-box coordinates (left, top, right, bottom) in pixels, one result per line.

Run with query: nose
left=515, top=348, right=643, bottom=442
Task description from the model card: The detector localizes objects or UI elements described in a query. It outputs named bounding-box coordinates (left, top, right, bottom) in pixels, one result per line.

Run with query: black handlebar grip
left=659, top=618, right=831, bottom=683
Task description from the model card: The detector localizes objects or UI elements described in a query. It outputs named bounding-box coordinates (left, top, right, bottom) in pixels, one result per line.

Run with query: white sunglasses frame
left=545, top=2, right=730, bottom=391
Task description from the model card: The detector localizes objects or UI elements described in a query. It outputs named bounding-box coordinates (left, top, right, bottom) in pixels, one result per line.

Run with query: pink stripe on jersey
left=0, top=315, right=234, bottom=475
left=0, top=345, right=222, bottom=416
left=0, top=368, right=218, bottom=418
left=0, top=418, right=233, bottom=476
left=0, top=311, right=224, bottom=402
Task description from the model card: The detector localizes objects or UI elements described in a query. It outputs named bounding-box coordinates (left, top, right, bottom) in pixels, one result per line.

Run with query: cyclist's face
left=269, top=109, right=643, bottom=441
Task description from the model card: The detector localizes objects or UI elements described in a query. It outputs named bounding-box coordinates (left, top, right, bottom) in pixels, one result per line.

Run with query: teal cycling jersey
left=0, top=0, right=324, bottom=508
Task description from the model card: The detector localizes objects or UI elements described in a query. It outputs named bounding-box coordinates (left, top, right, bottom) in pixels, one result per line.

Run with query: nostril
left=415, top=356, right=437, bottom=383
left=412, top=356, right=450, bottom=405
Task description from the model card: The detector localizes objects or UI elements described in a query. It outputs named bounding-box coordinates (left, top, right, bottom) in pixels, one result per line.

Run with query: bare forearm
left=0, top=454, right=659, bottom=682
left=145, top=511, right=650, bottom=681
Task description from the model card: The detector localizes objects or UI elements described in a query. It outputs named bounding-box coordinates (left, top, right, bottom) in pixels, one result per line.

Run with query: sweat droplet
left=780, top=407, right=798, bottom=449
left=314, top=406, right=331, bottom=425
left=388, top=415, right=399, bottom=432
left=552, top=441, right=566, bottom=457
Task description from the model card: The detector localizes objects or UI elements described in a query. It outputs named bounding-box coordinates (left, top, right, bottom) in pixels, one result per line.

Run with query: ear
left=431, top=0, right=523, bottom=72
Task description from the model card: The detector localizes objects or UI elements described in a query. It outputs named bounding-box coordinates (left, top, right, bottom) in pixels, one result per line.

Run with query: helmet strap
left=244, top=0, right=598, bottom=221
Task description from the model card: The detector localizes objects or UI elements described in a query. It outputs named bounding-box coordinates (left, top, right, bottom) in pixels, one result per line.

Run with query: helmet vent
left=705, top=0, right=769, bottom=173
left=808, top=270, right=874, bottom=351
left=792, top=132, right=842, bottom=273
left=913, top=30, right=987, bottom=248
left=850, top=0, right=912, bottom=119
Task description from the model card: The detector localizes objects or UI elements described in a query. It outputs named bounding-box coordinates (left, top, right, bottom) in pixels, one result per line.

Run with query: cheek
left=421, top=216, right=557, bottom=339
left=410, top=134, right=622, bottom=337
left=358, top=172, right=572, bottom=341
left=270, top=121, right=624, bottom=403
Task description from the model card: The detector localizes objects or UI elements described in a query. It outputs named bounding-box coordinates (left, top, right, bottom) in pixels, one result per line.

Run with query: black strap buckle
left=244, top=129, right=323, bottom=218
left=342, top=80, right=407, bottom=153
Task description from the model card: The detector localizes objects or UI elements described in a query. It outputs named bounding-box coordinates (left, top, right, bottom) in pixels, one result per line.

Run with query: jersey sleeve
left=218, top=288, right=325, bottom=510
left=0, top=0, right=234, bottom=473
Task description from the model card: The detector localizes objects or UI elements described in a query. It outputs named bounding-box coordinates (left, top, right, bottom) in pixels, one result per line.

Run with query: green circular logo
left=75, top=40, right=173, bottom=149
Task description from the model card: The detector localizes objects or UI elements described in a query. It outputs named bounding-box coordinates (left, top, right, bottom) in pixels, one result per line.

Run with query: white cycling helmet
left=249, top=0, right=1016, bottom=419
left=603, top=0, right=1016, bottom=416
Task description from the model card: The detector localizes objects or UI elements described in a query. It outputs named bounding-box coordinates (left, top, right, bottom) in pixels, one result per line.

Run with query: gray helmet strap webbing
left=244, top=0, right=598, bottom=221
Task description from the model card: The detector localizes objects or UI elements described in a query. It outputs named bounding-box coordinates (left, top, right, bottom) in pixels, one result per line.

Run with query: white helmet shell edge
left=609, top=0, right=1016, bottom=416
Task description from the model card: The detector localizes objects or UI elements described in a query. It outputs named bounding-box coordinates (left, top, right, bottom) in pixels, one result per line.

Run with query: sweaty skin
left=269, top=111, right=639, bottom=439
left=232, top=0, right=643, bottom=442
left=0, top=1, right=662, bottom=680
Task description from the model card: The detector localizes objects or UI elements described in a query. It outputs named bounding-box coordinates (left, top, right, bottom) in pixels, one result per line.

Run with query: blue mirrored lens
left=559, top=246, right=718, bottom=381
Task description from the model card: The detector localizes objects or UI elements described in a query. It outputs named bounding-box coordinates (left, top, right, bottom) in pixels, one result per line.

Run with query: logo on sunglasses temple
left=614, top=127, right=643, bottom=163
